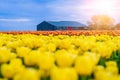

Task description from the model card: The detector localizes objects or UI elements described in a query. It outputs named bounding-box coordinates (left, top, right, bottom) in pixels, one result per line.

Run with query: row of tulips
left=0, top=30, right=120, bottom=36
left=0, top=34, right=120, bottom=80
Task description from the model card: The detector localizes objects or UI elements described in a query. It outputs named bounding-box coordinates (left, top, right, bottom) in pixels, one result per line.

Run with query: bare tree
left=114, top=23, right=120, bottom=30
left=88, top=15, right=115, bottom=30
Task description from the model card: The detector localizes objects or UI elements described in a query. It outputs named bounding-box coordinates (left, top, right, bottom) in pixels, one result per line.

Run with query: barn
left=37, top=21, right=87, bottom=31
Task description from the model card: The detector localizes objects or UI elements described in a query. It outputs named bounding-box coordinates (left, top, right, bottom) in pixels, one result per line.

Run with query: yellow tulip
left=50, top=67, right=78, bottom=80
left=58, top=39, right=72, bottom=50
left=0, top=47, right=11, bottom=63
left=1, top=59, right=25, bottom=78
left=1, top=64, right=14, bottom=78
left=84, top=52, right=100, bottom=65
left=13, top=68, right=40, bottom=80
left=55, top=50, right=76, bottom=67
left=92, top=42, right=112, bottom=58
left=46, top=43, right=56, bottom=52
left=105, top=66, right=118, bottom=75
left=75, top=55, right=94, bottom=75
left=94, top=65, right=105, bottom=72
left=24, top=50, right=40, bottom=66
left=38, top=52, right=55, bottom=70
left=16, top=47, right=31, bottom=58
left=9, top=52, right=17, bottom=60
left=106, top=61, right=117, bottom=67
left=94, top=69, right=111, bottom=80
left=105, top=61, right=119, bottom=75
left=10, top=58, right=23, bottom=66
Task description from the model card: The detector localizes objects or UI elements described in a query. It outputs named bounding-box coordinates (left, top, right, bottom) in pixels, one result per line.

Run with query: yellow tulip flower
left=50, top=67, right=78, bottom=80
left=75, top=55, right=94, bottom=75
left=13, top=68, right=40, bottom=80
left=16, top=47, right=31, bottom=58
left=38, top=52, right=55, bottom=70
left=0, top=47, right=11, bottom=63
left=55, top=50, right=76, bottom=67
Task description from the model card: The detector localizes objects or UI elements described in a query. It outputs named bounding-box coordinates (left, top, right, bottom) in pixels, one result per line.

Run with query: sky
left=0, top=0, right=120, bottom=31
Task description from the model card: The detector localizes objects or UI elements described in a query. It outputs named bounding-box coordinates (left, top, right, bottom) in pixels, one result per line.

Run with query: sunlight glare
left=92, top=0, right=116, bottom=15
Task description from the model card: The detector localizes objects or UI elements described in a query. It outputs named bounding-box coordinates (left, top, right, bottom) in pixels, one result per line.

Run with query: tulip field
left=0, top=30, right=120, bottom=80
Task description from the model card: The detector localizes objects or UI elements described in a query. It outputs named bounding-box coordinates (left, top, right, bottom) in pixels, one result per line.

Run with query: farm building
left=37, top=21, right=87, bottom=31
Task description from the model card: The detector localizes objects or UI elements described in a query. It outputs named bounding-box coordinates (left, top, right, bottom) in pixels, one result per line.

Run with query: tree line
left=88, top=15, right=120, bottom=30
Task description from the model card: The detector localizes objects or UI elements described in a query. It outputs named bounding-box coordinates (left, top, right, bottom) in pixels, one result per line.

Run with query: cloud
left=0, top=18, right=35, bottom=31
left=0, top=18, right=31, bottom=22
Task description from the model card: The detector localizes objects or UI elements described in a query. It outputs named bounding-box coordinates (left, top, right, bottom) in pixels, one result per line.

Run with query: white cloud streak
left=0, top=18, right=31, bottom=22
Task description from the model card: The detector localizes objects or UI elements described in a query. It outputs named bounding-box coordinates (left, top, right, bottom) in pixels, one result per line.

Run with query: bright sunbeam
left=87, top=0, right=117, bottom=16
left=96, top=0, right=114, bottom=12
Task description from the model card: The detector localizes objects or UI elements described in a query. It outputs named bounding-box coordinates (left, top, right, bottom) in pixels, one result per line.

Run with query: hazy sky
left=0, top=0, right=120, bottom=31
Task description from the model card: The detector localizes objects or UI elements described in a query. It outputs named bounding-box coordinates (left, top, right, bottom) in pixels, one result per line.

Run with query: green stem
left=41, top=77, right=50, bottom=80
left=112, top=51, right=116, bottom=59
left=0, top=64, right=2, bottom=78
left=79, top=76, right=89, bottom=80
left=99, top=58, right=106, bottom=67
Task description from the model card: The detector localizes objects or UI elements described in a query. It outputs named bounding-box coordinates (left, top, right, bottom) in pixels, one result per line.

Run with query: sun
left=96, top=0, right=114, bottom=11
left=92, top=0, right=116, bottom=15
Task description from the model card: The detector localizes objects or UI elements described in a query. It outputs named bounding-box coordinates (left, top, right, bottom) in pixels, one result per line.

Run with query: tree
left=88, top=15, right=115, bottom=30
left=114, top=23, right=120, bottom=30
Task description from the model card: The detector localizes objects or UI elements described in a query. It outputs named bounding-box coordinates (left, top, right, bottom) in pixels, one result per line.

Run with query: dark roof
left=45, top=21, right=86, bottom=27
